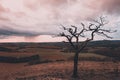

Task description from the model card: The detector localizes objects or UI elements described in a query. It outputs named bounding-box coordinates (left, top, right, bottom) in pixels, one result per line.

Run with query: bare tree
left=58, top=17, right=116, bottom=78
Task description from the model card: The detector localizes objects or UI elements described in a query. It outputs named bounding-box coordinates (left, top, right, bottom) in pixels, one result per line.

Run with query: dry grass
left=0, top=43, right=119, bottom=80
left=0, top=61, right=120, bottom=80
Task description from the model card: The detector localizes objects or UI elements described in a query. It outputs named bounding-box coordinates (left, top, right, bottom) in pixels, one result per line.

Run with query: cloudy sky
left=0, top=0, right=120, bottom=42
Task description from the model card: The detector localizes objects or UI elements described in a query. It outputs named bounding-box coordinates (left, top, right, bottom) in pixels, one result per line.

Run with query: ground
left=0, top=43, right=119, bottom=80
left=0, top=61, right=120, bottom=80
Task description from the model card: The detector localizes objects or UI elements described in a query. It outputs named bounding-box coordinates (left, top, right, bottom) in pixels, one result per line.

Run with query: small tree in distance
left=58, top=17, right=116, bottom=78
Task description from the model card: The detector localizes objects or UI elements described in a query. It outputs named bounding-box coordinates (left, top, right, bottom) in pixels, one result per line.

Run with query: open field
left=0, top=41, right=120, bottom=80
left=0, top=61, right=120, bottom=80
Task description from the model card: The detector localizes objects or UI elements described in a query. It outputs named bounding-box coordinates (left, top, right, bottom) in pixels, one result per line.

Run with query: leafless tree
left=58, top=17, right=116, bottom=78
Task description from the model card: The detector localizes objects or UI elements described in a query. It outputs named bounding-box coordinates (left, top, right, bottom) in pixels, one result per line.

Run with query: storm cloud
left=101, top=0, right=120, bottom=14
left=0, top=0, right=119, bottom=41
left=0, top=26, right=40, bottom=38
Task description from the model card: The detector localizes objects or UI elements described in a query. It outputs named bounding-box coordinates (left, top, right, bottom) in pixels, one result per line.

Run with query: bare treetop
left=58, top=16, right=116, bottom=78
left=59, top=17, right=116, bottom=51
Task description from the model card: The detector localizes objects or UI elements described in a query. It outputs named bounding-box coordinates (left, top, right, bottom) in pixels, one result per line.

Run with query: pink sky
left=0, top=0, right=120, bottom=42
left=0, top=35, right=66, bottom=42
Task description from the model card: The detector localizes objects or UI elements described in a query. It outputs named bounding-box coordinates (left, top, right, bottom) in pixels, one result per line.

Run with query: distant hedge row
left=0, top=55, right=40, bottom=63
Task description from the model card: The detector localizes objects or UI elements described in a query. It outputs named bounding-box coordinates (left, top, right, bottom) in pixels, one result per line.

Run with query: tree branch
left=59, top=16, right=116, bottom=53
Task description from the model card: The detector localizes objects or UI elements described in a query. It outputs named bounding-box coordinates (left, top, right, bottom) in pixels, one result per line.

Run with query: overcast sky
left=0, top=0, right=120, bottom=42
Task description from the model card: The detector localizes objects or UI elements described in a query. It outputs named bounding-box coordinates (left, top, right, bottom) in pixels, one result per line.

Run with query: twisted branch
left=59, top=17, right=116, bottom=53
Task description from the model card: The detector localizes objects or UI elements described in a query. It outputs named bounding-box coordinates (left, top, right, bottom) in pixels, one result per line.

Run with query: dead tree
left=59, top=17, right=116, bottom=78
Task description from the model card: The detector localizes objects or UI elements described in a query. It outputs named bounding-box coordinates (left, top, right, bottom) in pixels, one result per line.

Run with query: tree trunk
left=72, top=52, right=79, bottom=78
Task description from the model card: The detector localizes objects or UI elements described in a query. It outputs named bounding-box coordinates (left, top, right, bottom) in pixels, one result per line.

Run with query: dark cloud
left=0, top=26, right=40, bottom=38
left=0, top=4, right=6, bottom=12
left=0, top=16, right=10, bottom=21
left=41, top=0, right=67, bottom=6
left=24, top=0, right=68, bottom=11
left=101, top=0, right=120, bottom=14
